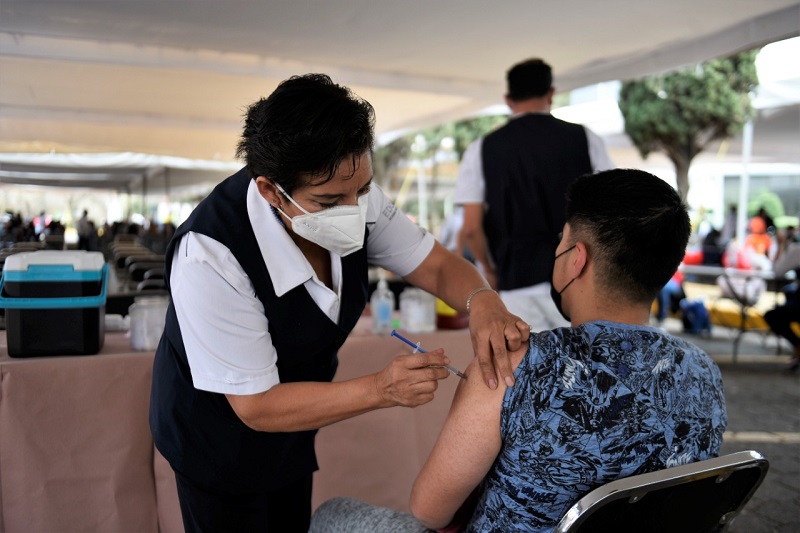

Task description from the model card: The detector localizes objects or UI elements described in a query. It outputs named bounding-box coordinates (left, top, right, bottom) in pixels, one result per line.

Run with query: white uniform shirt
left=452, top=114, right=615, bottom=204
left=170, top=181, right=434, bottom=395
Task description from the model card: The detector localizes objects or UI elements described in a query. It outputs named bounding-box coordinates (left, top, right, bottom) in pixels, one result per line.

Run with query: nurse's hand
left=374, top=349, right=451, bottom=407
left=466, top=290, right=530, bottom=390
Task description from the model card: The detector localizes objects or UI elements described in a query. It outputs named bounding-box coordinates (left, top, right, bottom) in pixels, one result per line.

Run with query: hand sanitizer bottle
left=371, top=274, right=395, bottom=335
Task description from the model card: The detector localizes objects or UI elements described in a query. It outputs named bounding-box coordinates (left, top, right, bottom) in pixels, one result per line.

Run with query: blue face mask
left=549, top=245, right=576, bottom=322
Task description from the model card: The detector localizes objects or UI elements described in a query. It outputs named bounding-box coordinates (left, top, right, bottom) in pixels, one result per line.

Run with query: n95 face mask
left=273, top=181, right=368, bottom=257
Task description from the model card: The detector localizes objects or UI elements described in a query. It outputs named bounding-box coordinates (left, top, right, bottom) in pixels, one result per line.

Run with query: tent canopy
left=1, top=0, right=799, bottom=191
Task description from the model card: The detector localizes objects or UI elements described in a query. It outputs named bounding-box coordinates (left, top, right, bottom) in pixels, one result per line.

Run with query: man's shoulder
left=485, top=113, right=585, bottom=140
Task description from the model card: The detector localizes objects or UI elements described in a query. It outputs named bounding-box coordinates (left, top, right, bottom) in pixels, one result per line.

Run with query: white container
left=129, top=295, right=169, bottom=351
left=399, top=287, right=436, bottom=333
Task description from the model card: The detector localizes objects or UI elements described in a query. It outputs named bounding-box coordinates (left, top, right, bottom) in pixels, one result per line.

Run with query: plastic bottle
left=399, top=287, right=436, bottom=333
left=129, top=295, right=170, bottom=351
left=371, top=275, right=395, bottom=335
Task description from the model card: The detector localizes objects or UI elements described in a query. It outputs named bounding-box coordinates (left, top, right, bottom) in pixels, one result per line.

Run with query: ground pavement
left=665, top=317, right=799, bottom=532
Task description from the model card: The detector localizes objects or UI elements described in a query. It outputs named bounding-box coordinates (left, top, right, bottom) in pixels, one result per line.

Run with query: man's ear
left=255, top=176, right=282, bottom=208
left=571, top=241, right=588, bottom=276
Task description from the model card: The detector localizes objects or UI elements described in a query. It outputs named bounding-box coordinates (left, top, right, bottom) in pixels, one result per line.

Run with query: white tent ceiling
left=0, top=0, right=799, bottom=192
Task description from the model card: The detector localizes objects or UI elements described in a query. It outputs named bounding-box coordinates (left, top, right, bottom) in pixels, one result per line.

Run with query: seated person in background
left=701, top=228, right=724, bottom=266
left=765, top=228, right=800, bottom=371
left=310, top=169, right=727, bottom=533
left=744, top=215, right=771, bottom=257
left=774, top=226, right=800, bottom=288
left=654, top=269, right=685, bottom=326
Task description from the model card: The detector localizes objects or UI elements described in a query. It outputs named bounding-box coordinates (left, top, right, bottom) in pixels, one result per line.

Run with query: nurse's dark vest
left=481, top=114, right=592, bottom=290
left=149, top=168, right=369, bottom=493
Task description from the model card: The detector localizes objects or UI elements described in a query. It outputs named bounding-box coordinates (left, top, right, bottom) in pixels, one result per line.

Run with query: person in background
left=76, top=209, right=93, bottom=251
left=744, top=215, right=771, bottom=257
left=654, top=269, right=686, bottom=327
left=756, top=207, right=776, bottom=234
left=701, top=227, right=724, bottom=266
left=438, top=206, right=473, bottom=263
left=454, top=58, right=614, bottom=333
left=765, top=228, right=800, bottom=371
left=720, top=204, right=737, bottom=246
left=310, top=169, right=726, bottom=532
left=149, top=74, right=529, bottom=533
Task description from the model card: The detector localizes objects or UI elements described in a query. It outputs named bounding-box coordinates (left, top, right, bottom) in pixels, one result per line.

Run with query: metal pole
left=736, top=120, right=753, bottom=246
left=417, top=158, right=428, bottom=230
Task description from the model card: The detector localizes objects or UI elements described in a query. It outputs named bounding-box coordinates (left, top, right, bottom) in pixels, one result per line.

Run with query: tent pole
left=142, top=173, right=148, bottom=223
left=736, top=120, right=753, bottom=246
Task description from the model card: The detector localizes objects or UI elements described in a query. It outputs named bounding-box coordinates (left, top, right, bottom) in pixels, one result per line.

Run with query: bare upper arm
left=410, top=348, right=524, bottom=528
left=410, top=342, right=528, bottom=527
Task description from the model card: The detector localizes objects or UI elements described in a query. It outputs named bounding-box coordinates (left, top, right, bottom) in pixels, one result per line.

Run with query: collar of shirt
left=510, top=110, right=550, bottom=119
left=246, top=180, right=343, bottom=299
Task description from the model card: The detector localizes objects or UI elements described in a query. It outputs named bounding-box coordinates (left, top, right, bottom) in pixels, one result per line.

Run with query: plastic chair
left=127, top=261, right=166, bottom=282
left=554, top=450, right=769, bottom=533
left=137, top=279, right=167, bottom=291
left=143, top=268, right=165, bottom=280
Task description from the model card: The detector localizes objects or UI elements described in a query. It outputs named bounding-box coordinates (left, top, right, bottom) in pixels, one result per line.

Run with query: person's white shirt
left=452, top=115, right=614, bottom=205
left=170, top=181, right=434, bottom=396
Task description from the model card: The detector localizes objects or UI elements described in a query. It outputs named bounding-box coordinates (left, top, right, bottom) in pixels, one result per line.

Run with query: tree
left=618, top=50, right=759, bottom=201
left=421, top=115, right=507, bottom=161
left=373, top=114, right=506, bottom=191
left=747, top=189, right=784, bottom=221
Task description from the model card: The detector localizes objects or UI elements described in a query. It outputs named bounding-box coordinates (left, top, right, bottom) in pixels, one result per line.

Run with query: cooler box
left=0, top=250, right=108, bottom=357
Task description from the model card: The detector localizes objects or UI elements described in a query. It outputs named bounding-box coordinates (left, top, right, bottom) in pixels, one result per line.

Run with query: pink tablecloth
left=0, top=331, right=161, bottom=533
left=0, top=319, right=474, bottom=531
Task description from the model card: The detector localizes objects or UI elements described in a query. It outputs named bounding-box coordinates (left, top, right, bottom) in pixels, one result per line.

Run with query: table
left=0, top=331, right=174, bottom=533
left=0, top=318, right=475, bottom=531
left=680, top=265, right=789, bottom=360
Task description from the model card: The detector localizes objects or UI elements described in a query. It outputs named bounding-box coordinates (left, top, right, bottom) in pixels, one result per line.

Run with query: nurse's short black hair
left=236, top=73, right=375, bottom=193
left=565, top=168, right=690, bottom=304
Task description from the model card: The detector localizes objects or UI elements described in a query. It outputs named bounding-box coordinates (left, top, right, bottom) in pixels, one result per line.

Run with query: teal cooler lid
left=0, top=250, right=108, bottom=309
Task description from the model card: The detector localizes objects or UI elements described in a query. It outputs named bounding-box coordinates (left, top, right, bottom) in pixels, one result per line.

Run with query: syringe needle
left=390, top=330, right=467, bottom=380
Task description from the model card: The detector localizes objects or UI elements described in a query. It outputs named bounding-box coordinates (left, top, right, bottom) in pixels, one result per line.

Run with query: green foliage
left=747, top=189, right=784, bottom=220
left=373, top=114, right=506, bottom=187
left=448, top=115, right=508, bottom=159
left=618, top=50, right=759, bottom=201
left=406, top=115, right=506, bottom=160
left=373, top=137, right=410, bottom=188
left=618, top=50, right=758, bottom=162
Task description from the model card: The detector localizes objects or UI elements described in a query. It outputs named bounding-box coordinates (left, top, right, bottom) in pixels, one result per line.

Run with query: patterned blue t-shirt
left=468, top=321, right=727, bottom=532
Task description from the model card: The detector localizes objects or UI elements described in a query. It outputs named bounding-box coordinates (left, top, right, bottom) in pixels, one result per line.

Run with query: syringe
left=390, top=329, right=467, bottom=379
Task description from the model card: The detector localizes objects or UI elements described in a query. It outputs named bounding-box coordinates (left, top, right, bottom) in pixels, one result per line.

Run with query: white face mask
left=273, top=182, right=369, bottom=257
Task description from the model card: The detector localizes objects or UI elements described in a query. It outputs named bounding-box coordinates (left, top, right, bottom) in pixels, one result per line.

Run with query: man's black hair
left=565, top=169, right=690, bottom=304
left=506, top=58, right=553, bottom=101
left=235, top=73, right=375, bottom=194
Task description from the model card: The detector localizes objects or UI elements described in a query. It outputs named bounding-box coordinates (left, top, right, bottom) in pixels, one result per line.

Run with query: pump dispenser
left=370, top=272, right=395, bottom=335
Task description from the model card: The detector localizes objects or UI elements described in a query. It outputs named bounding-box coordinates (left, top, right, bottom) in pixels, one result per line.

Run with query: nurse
left=149, top=73, right=529, bottom=532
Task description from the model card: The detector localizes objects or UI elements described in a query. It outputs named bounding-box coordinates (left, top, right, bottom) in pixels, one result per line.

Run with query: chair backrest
left=128, top=261, right=166, bottom=282
left=554, top=450, right=769, bottom=533
left=137, top=278, right=167, bottom=291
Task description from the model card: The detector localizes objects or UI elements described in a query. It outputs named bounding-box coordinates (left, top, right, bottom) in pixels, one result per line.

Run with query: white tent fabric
left=0, top=152, right=241, bottom=192
left=0, top=0, right=798, bottom=189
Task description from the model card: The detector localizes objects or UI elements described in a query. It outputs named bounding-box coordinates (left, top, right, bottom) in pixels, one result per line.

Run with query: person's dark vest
left=481, top=114, right=593, bottom=290
left=149, top=167, right=369, bottom=494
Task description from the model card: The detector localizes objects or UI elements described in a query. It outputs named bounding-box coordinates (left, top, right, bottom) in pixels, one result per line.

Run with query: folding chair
left=555, top=450, right=769, bottom=533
